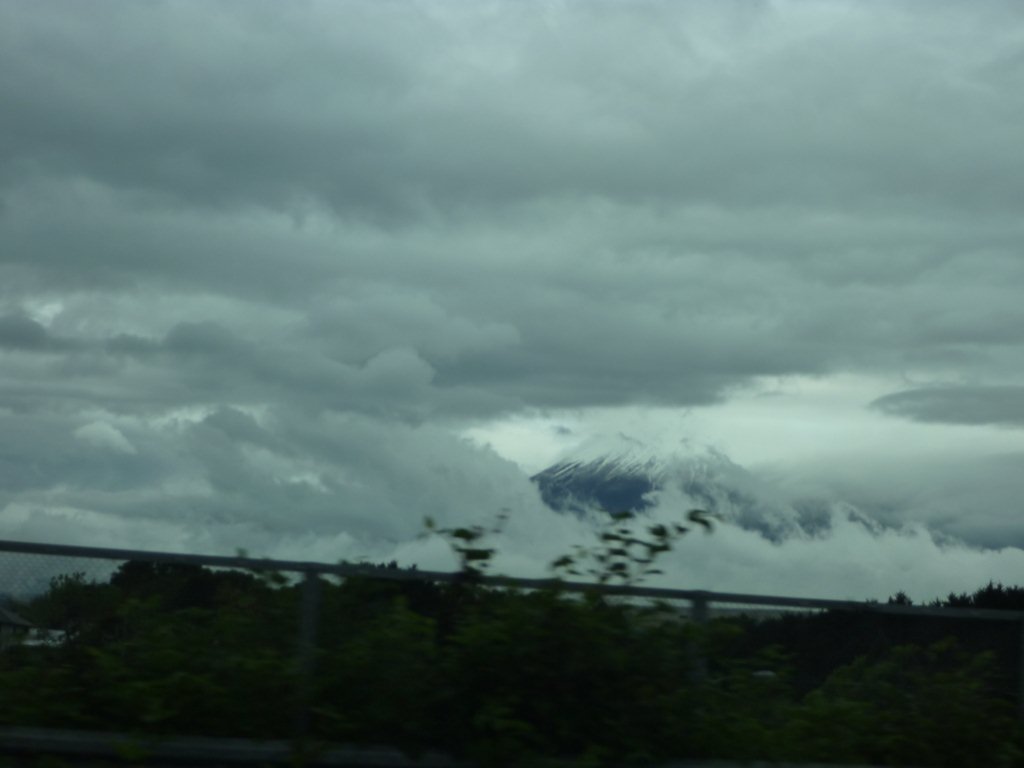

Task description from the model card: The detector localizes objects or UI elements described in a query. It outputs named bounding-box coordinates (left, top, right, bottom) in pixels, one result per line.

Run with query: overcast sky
left=2, top=0, right=1024, bottom=600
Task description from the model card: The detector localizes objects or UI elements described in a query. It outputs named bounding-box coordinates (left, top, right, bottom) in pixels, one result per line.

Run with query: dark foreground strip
left=0, top=727, right=459, bottom=767
left=0, top=727, right=898, bottom=768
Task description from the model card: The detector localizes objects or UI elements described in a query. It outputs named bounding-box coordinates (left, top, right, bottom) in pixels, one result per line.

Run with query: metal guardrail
left=4, top=536, right=1021, bottom=620
left=2, top=536, right=1023, bottom=759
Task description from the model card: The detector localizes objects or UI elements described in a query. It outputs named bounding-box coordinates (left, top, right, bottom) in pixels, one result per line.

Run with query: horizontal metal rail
left=2, top=537, right=1021, bottom=621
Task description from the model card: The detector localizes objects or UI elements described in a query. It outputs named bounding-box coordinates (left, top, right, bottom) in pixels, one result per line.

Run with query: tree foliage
left=1, top=538, right=1022, bottom=766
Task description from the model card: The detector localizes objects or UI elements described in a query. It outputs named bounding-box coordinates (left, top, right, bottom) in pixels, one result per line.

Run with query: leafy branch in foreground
left=425, top=508, right=713, bottom=587
left=550, top=508, right=714, bottom=585
left=423, top=511, right=509, bottom=579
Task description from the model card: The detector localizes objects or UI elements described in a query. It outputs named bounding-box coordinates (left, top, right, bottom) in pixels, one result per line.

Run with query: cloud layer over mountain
left=2, top=1, right=1023, bottom=599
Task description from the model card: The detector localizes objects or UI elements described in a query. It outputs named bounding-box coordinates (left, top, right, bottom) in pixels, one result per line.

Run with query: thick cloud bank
left=1, top=1, right=1023, bottom=599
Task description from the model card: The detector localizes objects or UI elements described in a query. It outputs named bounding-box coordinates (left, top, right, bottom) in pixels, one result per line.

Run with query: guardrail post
left=1019, top=617, right=1024, bottom=723
left=689, top=593, right=709, bottom=683
left=293, top=571, right=322, bottom=744
left=690, top=593, right=709, bottom=625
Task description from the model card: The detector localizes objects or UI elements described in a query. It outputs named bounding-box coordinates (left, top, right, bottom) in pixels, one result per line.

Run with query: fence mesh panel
left=0, top=550, right=121, bottom=602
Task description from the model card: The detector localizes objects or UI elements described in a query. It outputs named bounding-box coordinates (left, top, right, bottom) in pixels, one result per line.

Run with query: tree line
left=1, top=556, right=1023, bottom=766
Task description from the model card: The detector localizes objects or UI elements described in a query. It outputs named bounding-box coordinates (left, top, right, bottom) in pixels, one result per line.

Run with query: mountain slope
left=530, top=435, right=842, bottom=541
left=529, top=433, right=667, bottom=515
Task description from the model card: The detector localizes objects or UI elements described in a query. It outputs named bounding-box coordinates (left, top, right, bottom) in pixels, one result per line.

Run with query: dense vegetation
left=1, top=528, right=1023, bottom=766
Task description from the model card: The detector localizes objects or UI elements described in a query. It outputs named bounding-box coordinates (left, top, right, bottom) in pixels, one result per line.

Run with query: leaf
left=688, top=509, right=714, bottom=531
left=451, top=528, right=479, bottom=542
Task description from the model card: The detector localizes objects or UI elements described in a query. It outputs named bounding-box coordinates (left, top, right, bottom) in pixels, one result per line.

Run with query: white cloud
left=74, top=421, right=136, bottom=454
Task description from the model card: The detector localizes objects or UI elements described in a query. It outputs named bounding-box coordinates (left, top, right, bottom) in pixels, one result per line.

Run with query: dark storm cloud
left=0, top=411, right=159, bottom=495
left=0, top=314, right=50, bottom=350
left=872, top=386, right=1024, bottom=428
left=0, top=0, right=1019, bottom=402
left=1, top=0, right=1023, bottom=569
left=3, top=1, right=1024, bottom=219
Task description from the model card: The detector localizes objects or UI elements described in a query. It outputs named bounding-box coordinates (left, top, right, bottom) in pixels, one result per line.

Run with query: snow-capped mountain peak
left=530, top=433, right=676, bottom=516
left=530, top=434, right=833, bottom=542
